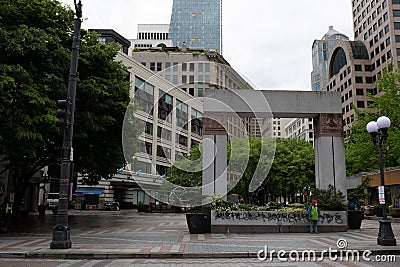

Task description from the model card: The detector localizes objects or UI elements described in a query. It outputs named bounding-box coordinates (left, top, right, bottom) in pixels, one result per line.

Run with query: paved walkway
left=0, top=209, right=399, bottom=262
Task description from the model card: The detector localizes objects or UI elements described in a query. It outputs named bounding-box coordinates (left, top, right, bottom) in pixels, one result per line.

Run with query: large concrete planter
left=347, top=210, right=364, bottom=229
left=186, top=213, right=211, bottom=234
left=211, top=210, right=347, bottom=233
left=389, top=207, right=400, bottom=218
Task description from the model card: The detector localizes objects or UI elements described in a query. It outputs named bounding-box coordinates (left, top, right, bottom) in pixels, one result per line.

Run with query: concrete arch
left=202, top=89, right=346, bottom=201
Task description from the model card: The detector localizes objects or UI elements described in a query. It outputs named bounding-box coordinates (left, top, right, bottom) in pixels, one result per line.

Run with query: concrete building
left=129, top=24, right=173, bottom=53
left=169, top=0, right=222, bottom=52
left=326, top=0, right=399, bottom=134
left=131, top=46, right=264, bottom=138
left=73, top=30, right=204, bottom=207
left=284, top=118, right=315, bottom=145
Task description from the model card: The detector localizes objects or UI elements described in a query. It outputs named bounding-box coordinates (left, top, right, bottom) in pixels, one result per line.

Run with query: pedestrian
left=308, top=199, right=321, bottom=234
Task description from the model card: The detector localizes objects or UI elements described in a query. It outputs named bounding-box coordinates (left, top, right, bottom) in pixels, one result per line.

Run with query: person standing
left=308, top=199, right=321, bottom=234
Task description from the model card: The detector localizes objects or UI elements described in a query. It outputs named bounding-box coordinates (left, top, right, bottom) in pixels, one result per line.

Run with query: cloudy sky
left=59, top=0, right=354, bottom=90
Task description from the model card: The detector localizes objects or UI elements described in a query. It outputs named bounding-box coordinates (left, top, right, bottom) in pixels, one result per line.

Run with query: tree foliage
left=346, top=66, right=400, bottom=175
left=0, top=0, right=132, bottom=212
left=166, top=137, right=315, bottom=204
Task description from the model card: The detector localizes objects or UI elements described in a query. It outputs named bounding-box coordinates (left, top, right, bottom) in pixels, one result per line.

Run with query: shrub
left=310, top=185, right=346, bottom=211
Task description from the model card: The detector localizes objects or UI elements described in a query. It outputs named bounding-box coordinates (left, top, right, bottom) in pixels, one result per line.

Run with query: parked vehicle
left=102, top=201, right=119, bottom=211
left=47, top=193, right=59, bottom=214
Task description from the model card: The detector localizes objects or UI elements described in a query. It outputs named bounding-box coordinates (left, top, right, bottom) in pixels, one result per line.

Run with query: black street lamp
left=366, top=116, right=396, bottom=246
left=50, top=0, right=82, bottom=249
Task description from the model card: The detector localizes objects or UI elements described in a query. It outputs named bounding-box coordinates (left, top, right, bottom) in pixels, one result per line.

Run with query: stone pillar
left=313, top=114, right=346, bottom=196
left=202, top=112, right=228, bottom=201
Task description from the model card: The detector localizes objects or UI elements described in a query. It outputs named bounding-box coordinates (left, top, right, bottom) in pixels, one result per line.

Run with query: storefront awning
left=75, top=187, right=103, bottom=195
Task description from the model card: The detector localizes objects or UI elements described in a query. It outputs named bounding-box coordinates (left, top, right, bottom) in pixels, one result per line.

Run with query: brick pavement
left=0, top=209, right=399, bottom=260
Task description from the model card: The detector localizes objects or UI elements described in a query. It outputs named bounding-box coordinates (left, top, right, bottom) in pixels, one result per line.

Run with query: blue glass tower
left=169, top=0, right=221, bottom=52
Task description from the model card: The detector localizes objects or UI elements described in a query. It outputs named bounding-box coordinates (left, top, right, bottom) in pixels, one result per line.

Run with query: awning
left=74, top=187, right=103, bottom=195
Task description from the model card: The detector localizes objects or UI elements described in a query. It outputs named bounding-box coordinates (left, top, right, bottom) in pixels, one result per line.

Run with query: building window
left=355, top=76, right=363, bottom=83
left=357, top=101, right=365, bottom=108
left=189, top=63, right=195, bottom=72
left=134, top=77, right=154, bottom=114
left=189, top=88, right=194, bottom=96
left=356, top=88, right=364, bottom=95
left=157, top=145, right=171, bottom=159
left=145, top=122, right=153, bottom=135
left=173, top=62, right=178, bottom=72
left=157, top=62, right=162, bottom=71
left=157, top=126, right=172, bottom=141
left=176, top=99, right=188, bottom=129
left=158, top=91, right=173, bottom=123
left=355, top=64, right=362, bottom=71
left=198, top=88, right=204, bottom=97
left=182, top=63, right=187, bottom=71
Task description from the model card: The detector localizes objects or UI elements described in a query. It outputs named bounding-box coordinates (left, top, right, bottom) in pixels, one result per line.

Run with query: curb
left=1, top=250, right=399, bottom=260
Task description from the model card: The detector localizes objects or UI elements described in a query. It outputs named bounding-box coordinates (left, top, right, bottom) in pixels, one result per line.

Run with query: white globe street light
left=376, top=116, right=391, bottom=130
left=366, top=116, right=396, bottom=246
left=366, top=121, right=378, bottom=133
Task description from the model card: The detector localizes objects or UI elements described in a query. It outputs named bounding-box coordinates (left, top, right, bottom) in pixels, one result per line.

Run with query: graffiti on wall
left=214, top=211, right=344, bottom=224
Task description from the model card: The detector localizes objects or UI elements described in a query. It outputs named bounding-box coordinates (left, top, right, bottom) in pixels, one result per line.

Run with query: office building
left=169, top=0, right=222, bottom=52
left=284, top=118, right=314, bottom=145
left=129, top=24, right=173, bottom=53
left=131, top=46, right=268, bottom=138
left=311, top=26, right=349, bottom=92
left=325, top=0, right=397, bottom=134
left=75, top=30, right=203, bottom=207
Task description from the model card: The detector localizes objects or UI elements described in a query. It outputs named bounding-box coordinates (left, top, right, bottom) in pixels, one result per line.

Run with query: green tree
left=262, top=138, right=315, bottom=203
left=166, top=145, right=202, bottom=187
left=166, top=137, right=315, bottom=205
left=346, top=66, right=400, bottom=175
left=0, top=0, right=132, bottom=214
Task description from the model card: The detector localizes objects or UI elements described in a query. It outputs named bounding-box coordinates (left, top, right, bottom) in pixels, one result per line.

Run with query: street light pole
left=366, top=116, right=396, bottom=246
left=50, top=0, right=82, bottom=249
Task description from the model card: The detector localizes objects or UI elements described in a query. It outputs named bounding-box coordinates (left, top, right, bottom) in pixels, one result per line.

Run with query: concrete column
left=313, top=114, right=346, bottom=196
left=202, top=112, right=228, bottom=201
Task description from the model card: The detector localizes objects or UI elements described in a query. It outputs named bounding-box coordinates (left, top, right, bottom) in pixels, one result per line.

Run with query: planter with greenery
left=136, top=201, right=146, bottom=212
left=389, top=205, right=400, bottom=218
left=211, top=188, right=348, bottom=233
left=346, top=178, right=371, bottom=229
left=374, top=204, right=385, bottom=217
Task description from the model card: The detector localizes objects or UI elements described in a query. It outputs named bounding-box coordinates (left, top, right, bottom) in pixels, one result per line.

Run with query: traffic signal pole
left=50, top=0, right=82, bottom=249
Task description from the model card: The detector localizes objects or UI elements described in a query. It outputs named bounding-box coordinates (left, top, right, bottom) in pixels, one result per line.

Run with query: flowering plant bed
left=211, top=210, right=348, bottom=233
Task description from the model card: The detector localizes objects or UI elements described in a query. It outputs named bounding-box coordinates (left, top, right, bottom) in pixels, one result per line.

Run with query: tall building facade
left=129, top=24, right=173, bottom=53
left=284, top=118, right=315, bottom=145
left=311, top=26, right=349, bottom=92
left=169, top=0, right=222, bottom=52
left=131, top=46, right=262, bottom=137
left=325, top=0, right=398, bottom=134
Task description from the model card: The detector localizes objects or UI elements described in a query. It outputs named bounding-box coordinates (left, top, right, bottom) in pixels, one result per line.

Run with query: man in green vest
left=308, top=199, right=321, bottom=234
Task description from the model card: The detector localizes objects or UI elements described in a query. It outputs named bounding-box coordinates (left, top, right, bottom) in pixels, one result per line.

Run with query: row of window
left=135, top=77, right=203, bottom=131
left=139, top=141, right=197, bottom=160
left=360, top=12, right=389, bottom=40
left=138, top=32, right=168, bottom=40
left=343, top=114, right=355, bottom=127
left=141, top=62, right=211, bottom=73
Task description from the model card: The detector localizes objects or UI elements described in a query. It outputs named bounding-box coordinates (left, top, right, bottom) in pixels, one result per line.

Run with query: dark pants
left=310, top=220, right=318, bottom=233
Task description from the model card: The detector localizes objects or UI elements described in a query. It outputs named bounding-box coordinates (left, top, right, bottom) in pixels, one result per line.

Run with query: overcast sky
left=60, top=0, right=354, bottom=90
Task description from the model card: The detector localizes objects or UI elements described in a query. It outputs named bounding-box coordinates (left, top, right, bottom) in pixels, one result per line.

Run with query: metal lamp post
left=50, top=0, right=82, bottom=249
left=366, top=116, right=396, bottom=246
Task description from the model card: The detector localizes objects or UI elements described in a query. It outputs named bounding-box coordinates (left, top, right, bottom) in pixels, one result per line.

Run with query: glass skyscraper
left=169, top=0, right=221, bottom=52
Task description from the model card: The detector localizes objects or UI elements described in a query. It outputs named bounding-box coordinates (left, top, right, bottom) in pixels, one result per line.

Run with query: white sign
left=70, top=147, right=74, bottom=162
left=378, top=186, right=385, bottom=204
